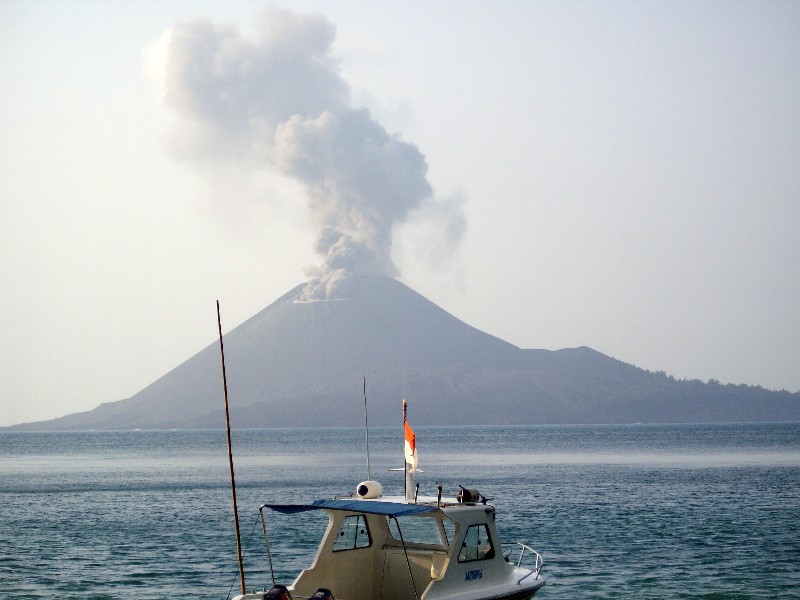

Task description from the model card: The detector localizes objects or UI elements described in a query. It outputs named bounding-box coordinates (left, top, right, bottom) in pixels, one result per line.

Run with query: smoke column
left=147, top=6, right=464, bottom=300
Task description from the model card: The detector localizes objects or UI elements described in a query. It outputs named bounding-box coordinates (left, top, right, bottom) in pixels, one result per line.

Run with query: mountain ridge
left=7, top=277, right=799, bottom=430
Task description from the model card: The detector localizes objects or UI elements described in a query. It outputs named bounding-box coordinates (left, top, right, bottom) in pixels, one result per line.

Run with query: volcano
left=9, top=277, right=799, bottom=430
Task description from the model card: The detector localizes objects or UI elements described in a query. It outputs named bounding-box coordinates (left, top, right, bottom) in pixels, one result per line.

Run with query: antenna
left=363, top=377, right=371, bottom=480
left=217, top=300, right=245, bottom=596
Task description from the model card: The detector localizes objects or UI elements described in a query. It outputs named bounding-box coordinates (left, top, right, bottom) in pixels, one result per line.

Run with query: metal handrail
left=501, top=542, right=543, bottom=584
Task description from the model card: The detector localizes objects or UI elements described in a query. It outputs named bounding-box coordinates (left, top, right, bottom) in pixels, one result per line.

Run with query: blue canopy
left=264, top=499, right=438, bottom=517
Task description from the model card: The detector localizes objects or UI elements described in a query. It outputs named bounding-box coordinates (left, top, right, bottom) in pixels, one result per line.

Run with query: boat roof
left=264, top=498, right=440, bottom=518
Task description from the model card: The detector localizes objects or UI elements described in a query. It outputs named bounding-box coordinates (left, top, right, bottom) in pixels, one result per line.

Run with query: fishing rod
left=217, top=300, right=246, bottom=596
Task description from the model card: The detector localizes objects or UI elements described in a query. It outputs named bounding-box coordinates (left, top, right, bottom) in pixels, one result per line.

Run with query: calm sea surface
left=1, top=424, right=799, bottom=599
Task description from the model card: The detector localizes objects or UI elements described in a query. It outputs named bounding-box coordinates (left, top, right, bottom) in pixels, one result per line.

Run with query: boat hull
left=425, top=577, right=545, bottom=600
left=233, top=587, right=544, bottom=600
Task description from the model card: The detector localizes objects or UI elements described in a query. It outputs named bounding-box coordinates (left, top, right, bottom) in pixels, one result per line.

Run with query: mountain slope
left=9, top=277, right=799, bottom=430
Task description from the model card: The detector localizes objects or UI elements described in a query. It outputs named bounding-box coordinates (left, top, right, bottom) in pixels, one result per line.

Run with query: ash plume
left=147, top=6, right=463, bottom=299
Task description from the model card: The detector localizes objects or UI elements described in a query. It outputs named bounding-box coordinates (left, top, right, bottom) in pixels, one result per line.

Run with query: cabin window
left=441, top=518, right=456, bottom=547
left=333, top=515, right=371, bottom=551
left=458, top=524, right=494, bottom=562
left=387, top=515, right=446, bottom=547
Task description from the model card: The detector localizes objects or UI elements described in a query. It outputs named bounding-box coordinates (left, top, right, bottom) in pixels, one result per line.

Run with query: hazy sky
left=2, top=1, right=798, bottom=427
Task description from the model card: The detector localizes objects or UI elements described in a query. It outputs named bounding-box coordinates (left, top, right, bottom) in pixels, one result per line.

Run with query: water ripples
left=2, top=425, right=799, bottom=598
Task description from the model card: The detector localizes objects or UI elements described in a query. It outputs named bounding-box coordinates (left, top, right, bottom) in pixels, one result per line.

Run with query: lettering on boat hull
left=465, top=569, right=483, bottom=582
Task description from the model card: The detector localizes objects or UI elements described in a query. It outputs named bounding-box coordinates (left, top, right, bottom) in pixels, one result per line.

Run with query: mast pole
left=217, top=300, right=246, bottom=596
left=363, top=377, right=371, bottom=481
left=403, top=399, right=413, bottom=502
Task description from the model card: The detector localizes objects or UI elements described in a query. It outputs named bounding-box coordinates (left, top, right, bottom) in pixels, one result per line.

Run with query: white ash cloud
left=147, top=6, right=463, bottom=299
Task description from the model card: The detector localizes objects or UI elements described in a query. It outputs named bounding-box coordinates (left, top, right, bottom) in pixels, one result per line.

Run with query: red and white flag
left=404, top=417, right=418, bottom=473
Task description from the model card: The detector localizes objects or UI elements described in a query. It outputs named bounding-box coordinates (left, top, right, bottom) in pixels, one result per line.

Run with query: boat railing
left=501, top=542, right=543, bottom=584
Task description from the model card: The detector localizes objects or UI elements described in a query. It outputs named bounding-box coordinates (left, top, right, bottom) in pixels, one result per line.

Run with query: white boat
left=230, top=403, right=545, bottom=600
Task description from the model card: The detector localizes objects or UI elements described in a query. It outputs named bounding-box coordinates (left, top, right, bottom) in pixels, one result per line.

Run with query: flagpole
left=403, top=399, right=413, bottom=502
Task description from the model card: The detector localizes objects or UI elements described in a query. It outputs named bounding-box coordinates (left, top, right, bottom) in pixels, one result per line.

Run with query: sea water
left=1, top=423, right=798, bottom=599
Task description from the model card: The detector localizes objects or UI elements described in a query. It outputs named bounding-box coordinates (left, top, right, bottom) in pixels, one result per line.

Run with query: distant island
left=6, top=277, right=799, bottom=431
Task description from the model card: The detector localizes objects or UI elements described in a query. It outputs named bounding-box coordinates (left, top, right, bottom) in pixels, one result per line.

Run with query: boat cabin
left=233, top=492, right=544, bottom=600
